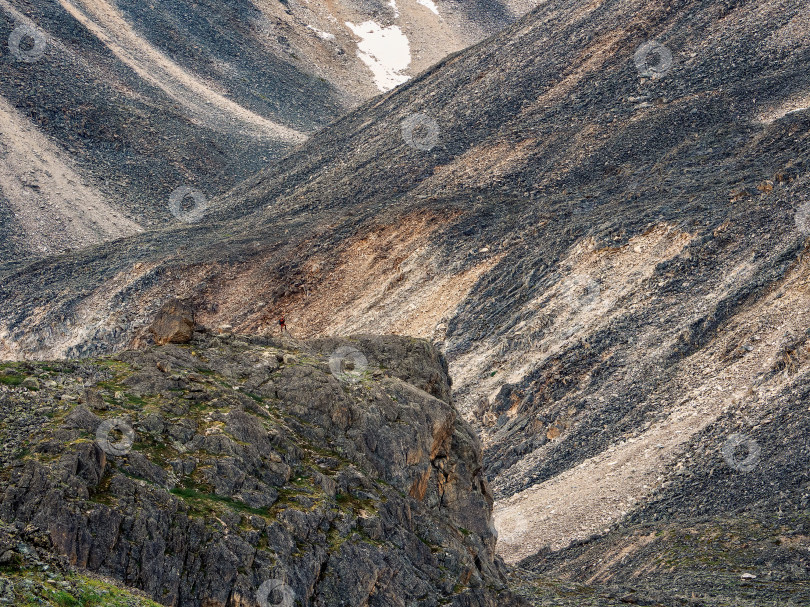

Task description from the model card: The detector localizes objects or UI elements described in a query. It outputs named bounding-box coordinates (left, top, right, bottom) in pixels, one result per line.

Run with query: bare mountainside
left=1, top=0, right=810, bottom=604
left=0, top=0, right=531, bottom=261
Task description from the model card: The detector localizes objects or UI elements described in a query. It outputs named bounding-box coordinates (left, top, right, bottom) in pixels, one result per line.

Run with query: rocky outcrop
left=0, top=335, right=523, bottom=606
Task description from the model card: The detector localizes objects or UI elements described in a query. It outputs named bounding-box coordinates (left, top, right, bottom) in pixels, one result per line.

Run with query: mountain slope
left=1, top=0, right=810, bottom=604
left=0, top=0, right=530, bottom=260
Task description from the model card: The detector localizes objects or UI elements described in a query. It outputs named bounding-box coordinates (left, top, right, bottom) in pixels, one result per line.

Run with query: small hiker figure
left=279, top=315, right=290, bottom=337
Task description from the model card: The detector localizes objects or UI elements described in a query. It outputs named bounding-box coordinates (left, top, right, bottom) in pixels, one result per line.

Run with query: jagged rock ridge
left=0, top=334, right=524, bottom=606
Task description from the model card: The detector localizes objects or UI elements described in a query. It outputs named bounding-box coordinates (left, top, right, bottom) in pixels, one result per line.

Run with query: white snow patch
left=416, top=0, right=440, bottom=15
left=307, top=25, right=335, bottom=40
left=345, top=21, right=411, bottom=92
left=388, top=0, right=399, bottom=18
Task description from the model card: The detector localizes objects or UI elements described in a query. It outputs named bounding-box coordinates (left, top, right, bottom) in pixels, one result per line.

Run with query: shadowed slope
left=0, top=0, right=530, bottom=260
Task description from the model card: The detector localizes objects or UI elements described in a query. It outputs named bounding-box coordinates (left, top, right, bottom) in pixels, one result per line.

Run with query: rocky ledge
left=0, top=334, right=524, bottom=606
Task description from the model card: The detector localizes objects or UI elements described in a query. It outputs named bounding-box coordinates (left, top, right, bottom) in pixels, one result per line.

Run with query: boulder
left=148, top=299, right=195, bottom=345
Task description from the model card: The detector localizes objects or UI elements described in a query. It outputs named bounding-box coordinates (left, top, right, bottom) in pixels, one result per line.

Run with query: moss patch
left=0, top=568, right=162, bottom=607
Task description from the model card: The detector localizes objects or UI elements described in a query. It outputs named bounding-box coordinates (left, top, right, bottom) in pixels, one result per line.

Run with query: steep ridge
left=0, top=0, right=530, bottom=261
left=1, top=0, right=810, bottom=604
left=0, top=334, right=524, bottom=606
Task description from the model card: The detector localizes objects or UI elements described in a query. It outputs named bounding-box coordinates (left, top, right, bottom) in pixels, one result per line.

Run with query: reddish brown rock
left=148, top=299, right=194, bottom=345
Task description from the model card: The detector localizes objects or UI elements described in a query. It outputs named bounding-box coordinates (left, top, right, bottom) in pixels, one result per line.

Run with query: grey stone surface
left=0, top=335, right=524, bottom=607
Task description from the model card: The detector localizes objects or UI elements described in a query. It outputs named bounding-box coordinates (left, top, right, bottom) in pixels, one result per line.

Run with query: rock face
left=0, top=522, right=163, bottom=606
left=148, top=299, right=195, bottom=345
left=0, top=335, right=523, bottom=606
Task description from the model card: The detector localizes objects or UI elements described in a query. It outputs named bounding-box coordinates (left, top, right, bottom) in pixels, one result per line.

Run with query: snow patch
left=389, top=0, right=399, bottom=18
left=307, top=25, right=335, bottom=40
left=345, top=21, right=411, bottom=92
left=416, top=0, right=440, bottom=15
